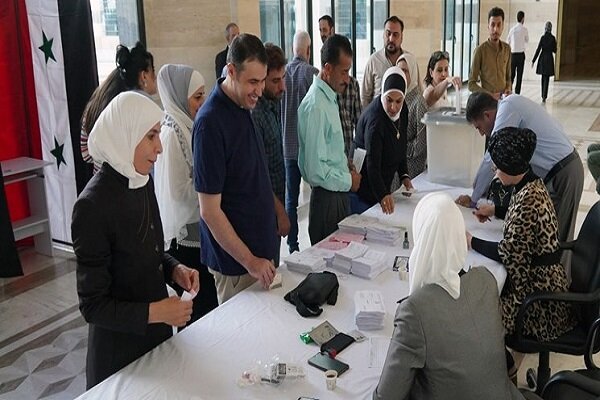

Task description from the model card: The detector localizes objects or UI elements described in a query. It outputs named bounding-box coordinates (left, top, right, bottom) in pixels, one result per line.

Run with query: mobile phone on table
left=307, top=352, right=349, bottom=376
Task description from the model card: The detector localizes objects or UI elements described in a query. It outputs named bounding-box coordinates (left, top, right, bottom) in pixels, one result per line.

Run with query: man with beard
left=298, top=34, right=361, bottom=244
left=194, top=34, right=278, bottom=303
left=361, top=16, right=408, bottom=107
left=251, top=43, right=289, bottom=267
left=319, top=15, right=362, bottom=158
left=468, top=7, right=511, bottom=100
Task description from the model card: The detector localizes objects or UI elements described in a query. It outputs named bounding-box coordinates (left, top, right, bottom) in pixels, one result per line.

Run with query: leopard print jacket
left=498, top=178, right=576, bottom=341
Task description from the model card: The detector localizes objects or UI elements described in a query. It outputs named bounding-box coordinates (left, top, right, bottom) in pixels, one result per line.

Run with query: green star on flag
left=38, top=31, right=56, bottom=64
left=50, top=137, right=66, bottom=169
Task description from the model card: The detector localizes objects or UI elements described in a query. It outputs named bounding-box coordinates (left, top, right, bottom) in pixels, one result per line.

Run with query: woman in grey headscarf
left=154, top=64, right=218, bottom=323
left=72, top=92, right=198, bottom=388
left=532, top=21, right=557, bottom=103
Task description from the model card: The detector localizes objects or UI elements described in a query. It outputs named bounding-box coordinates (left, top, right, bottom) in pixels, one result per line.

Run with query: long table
left=76, top=176, right=505, bottom=399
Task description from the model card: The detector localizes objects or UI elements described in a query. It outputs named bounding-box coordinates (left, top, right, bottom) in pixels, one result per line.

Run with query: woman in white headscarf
left=154, top=64, right=218, bottom=323
left=374, top=192, right=524, bottom=400
left=351, top=66, right=413, bottom=215
left=71, top=92, right=198, bottom=389
left=396, top=53, right=428, bottom=179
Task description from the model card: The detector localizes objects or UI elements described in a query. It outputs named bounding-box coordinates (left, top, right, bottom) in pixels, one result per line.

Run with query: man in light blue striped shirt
left=460, top=92, right=584, bottom=271
left=298, top=34, right=361, bottom=244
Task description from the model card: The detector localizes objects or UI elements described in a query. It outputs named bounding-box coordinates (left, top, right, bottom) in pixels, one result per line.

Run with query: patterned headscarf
left=545, top=21, right=552, bottom=33
left=488, top=127, right=537, bottom=176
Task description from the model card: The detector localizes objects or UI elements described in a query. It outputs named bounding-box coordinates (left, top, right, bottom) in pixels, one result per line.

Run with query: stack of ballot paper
left=284, top=248, right=330, bottom=274
left=366, top=221, right=406, bottom=246
left=351, top=249, right=387, bottom=279
left=337, top=214, right=378, bottom=236
left=331, top=242, right=369, bottom=274
left=354, top=290, right=386, bottom=330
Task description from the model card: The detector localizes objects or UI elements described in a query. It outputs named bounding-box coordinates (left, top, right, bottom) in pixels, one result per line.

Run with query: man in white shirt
left=507, top=11, right=529, bottom=94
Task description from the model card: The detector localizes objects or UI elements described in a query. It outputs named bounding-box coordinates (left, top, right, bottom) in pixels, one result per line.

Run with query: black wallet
left=320, top=332, right=355, bottom=355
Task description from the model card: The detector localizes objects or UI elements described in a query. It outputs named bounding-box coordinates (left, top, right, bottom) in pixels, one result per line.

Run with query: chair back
left=569, top=201, right=600, bottom=328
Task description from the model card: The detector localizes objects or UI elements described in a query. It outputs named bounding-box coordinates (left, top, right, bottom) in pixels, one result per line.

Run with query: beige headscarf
left=397, top=53, right=420, bottom=94
left=88, top=91, right=163, bottom=189
left=409, top=192, right=468, bottom=299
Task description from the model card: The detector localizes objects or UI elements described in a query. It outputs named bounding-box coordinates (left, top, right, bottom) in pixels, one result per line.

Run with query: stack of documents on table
left=284, top=248, right=329, bottom=274
left=351, top=249, right=387, bottom=279
left=331, top=242, right=369, bottom=274
left=354, top=290, right=386, bottom=330
left=366, top=221, right=406, bottom=246
left=337, top=214, right=378, bottom=236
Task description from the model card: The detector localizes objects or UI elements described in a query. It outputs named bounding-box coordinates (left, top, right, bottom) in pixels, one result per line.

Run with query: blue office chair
left=506, top=201, right=600, bottom=394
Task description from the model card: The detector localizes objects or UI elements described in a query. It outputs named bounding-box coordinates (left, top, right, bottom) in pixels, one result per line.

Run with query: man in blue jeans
left=281, top=31, right=318, bottom=253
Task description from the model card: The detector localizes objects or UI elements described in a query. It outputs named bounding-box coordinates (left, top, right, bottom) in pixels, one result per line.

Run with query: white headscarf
left=409, top=192, right=468, bottom=299
left=88, top=91, right=163, bottom=189
left=157, top=64, right=205, bottom=133
left=379, top=66, right=407, bottom=122
left=397, top=52, right=420, bottom=94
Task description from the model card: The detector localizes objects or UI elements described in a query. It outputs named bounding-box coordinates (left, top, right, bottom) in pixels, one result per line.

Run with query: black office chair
left=506, top=201, right=600, bottom=394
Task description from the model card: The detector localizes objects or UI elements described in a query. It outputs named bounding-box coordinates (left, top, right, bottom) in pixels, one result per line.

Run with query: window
left=258, top=0, right=389, bottom=82
left=443, top=0, right=479, bottom=81
left=90, top=0, right=145, bottom=83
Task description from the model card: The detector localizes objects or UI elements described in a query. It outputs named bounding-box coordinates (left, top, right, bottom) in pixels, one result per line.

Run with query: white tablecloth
left=76, top=175, right=505, bottom=400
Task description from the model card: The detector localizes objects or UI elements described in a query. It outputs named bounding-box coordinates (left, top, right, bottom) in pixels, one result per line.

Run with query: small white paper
left=352, top=148, right=366, bottom=173
left=369, top=337, right=391, bottom=368
left=181, top=289, right=197, bottom=301
left=269, top=273, right=282, bottom=289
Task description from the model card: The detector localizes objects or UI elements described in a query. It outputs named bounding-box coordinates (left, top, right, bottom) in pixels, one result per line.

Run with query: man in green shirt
left=468, top=7, right=512, bottom=100
left=298, top=34, right=361, bottom=245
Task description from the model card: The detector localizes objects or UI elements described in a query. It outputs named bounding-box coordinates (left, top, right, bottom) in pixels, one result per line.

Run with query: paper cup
left=325, top=370, right=338, bottom=390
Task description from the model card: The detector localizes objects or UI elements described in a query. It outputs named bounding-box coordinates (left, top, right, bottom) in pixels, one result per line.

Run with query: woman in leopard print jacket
left=468, top=127, right=576, bottom=342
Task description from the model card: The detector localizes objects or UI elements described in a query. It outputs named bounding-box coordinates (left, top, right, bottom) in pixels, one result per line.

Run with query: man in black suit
left=215, top=22, right=240, bottom=79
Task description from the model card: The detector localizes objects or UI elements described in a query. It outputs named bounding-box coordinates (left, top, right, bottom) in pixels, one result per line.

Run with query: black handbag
left=284, top=271, right=339, bottom=317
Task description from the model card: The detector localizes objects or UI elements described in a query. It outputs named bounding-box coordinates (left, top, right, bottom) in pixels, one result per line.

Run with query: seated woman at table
left=397, top=53, right=427, bottom=178
left=351, top=67, right=413, bottom=215
left=422, top=50, right=462, bottom=109
left=468, top=127, right=576, bottom=372
left=72, top=92, right=198, bottom=389
left=374, top=192, right=523, bottom=400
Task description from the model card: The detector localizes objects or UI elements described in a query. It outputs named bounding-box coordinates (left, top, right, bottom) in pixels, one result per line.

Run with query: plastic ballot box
left=422, top=108, right=486, bottom=187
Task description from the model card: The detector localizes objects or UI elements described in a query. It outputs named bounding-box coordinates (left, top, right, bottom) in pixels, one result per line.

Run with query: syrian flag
left=25, top=0, right=97, bottom=244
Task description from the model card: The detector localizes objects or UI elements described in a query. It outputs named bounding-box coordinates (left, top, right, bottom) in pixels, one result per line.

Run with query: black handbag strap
left=290, top=290, right=323, bottom=317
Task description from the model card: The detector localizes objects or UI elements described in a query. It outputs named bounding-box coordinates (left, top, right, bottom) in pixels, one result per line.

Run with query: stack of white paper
left=355, top=290, right=386, bottom=330
left=331, top=242, right=369, bottom=274
left=366, top=221, right=406, bottom=246
left=337, top=214, right=378, bottom=236
left=351, top=249, right=387, bottom=279
left=284, top=248, right=332, bottom=274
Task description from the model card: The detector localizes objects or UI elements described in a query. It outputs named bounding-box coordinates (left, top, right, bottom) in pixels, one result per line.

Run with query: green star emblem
left=50, top=137, right=66, bottom=169
left=38, top=31, right=56, bottom=64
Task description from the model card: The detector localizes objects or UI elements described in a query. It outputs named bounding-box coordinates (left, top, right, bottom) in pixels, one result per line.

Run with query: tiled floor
left=1, top=79, right=599, bottom=399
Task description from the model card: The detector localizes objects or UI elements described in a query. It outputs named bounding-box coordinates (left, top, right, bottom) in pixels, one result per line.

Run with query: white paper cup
left=325, top=370, right=338, bottom=390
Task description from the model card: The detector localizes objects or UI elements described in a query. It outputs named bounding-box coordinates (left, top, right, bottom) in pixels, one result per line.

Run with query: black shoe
left=542, top=98, right=546, bottom=103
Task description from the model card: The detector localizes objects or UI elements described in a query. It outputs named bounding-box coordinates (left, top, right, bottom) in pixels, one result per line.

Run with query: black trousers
left=167, top=241, right=218, bottom=324
left=541, top=75, right=551, bottom=100
left=510, top=52, right=525, bottom=94
left=308, top=187, right=349, bottom=245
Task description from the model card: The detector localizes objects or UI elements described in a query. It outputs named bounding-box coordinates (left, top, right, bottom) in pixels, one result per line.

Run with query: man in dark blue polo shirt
left=193, top=33, right=278, bottom=304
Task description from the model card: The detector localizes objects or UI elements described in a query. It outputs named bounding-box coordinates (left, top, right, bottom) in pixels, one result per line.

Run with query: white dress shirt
left=507, top=23, right=529, bottom=53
